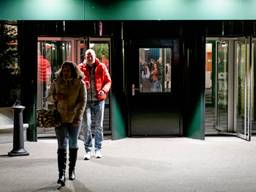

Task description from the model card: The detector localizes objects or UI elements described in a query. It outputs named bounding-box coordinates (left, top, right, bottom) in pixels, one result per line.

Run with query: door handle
left=132, top=84, right=140, bottom=96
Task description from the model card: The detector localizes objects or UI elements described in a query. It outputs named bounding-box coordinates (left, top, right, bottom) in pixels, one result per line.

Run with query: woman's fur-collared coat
left=49, top=78, right=87, bottom=124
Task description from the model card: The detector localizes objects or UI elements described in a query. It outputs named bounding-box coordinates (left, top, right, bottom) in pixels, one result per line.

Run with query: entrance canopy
left=0, top=0, right=256, bottom=20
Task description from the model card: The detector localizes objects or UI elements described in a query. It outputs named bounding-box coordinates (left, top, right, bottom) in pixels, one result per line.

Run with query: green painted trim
left=0, top=0, right=256, bottom=20
left=111, top=95, right=126, bottom=140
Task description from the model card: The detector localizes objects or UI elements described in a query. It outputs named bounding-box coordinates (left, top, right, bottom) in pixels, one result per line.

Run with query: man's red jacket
left=79, top=58, right=112, bottom=101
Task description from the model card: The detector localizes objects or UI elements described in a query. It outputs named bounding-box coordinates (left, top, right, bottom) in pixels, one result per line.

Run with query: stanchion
left=8, top=105, right=29, bottom=156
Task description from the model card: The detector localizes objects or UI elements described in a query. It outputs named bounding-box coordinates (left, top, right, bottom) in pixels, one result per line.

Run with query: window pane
left=37, top=40, right=72, bottom=109
left=139, top=48, right=172, bottom=93
left=89, top=42, right=110, bottom=71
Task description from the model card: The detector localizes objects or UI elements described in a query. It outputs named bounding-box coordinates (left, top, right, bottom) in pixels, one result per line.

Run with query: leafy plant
left=0, top=21, right=20, bottom=106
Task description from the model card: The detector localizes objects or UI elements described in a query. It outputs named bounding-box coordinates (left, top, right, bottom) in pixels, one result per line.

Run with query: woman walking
left=49, top=61, right=86, bottom=187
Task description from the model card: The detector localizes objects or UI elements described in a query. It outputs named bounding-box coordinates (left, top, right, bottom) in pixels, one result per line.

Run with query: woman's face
left=62, top=65, right=72, bottom=79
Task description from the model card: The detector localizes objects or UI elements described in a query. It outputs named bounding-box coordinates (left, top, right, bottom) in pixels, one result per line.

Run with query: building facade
left=0, top=1, right=256, bottom=141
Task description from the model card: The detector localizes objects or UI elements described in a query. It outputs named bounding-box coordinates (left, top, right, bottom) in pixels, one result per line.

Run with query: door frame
left=88, top=37, right=112, bottom=135
left=205, top=37, right=252, bottom=141
left=125, top=38, right=183, bottom=137
left=36, top=36, right=113, bottom=138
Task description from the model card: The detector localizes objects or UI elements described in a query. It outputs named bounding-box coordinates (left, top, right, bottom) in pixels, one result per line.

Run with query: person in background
left=79, top=49, right=112, bottom=160
left=49, top=61, right=86, bottom=187
left=38, top=55, right=52, bottom=84
left=37, top=55, right=52, bottom=108
left=151, top=62, right=162, bottom=92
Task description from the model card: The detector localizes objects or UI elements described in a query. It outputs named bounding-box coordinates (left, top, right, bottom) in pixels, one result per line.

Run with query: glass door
left=126, top=39, right=182, bottom=136
left=252, top=39, right=256, bottom=135
left=88, top=37, right=112, bottom=135
left=37, top=37, right=86, bottom=137
left=205, top=37, right=252, bottom=141
left=216, top=40, right=229, bottom=132
left=234, top=38, right=251, bottom=140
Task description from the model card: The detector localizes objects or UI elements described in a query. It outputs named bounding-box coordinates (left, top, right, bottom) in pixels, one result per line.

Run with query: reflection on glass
left=205, top=43, right=213, bottom=105
left=37, top=40, right=72, bottom=110
left=217, top=41, right=228, bottom=130
left=235, top=41, right=249, bottom=134
left=139, top=48, right=172, bottom=93
left=253, top=42, right=256, bottom=122
left=236, top=42, right=245, bottom=132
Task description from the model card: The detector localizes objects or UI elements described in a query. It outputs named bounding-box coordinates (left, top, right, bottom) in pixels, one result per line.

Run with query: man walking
left=79, top=49, right=112, bottom=160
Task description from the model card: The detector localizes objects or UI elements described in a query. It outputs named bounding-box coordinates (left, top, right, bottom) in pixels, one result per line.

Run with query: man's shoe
left=84, top=151, right=91, bottom=160
left=95, top=150, right=103, bottom=158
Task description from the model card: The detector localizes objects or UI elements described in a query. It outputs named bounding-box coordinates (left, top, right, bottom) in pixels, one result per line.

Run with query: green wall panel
left=85, top=0, right=197, bottom=20
left=111, top=95, right=126, bottom=140
left=0, top=0, right=256, bottom=20
left=186, top=94, right=204, bottom=139
left=0, top=0, right=84, bottom=20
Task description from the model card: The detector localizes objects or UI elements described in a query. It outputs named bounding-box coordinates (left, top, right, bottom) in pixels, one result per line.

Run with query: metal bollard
left=8, top=105, right=29, bottom=156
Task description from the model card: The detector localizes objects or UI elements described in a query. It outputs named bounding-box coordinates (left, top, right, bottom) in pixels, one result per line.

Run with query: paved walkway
left=1, top=135, right=256, bottom=192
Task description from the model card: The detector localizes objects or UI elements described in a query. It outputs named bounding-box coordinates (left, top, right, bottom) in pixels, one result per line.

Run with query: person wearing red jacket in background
left=38, top=55, right=52, bottom=83
left=37, top=55, right=52, bottom=108
left=79, top=49, right=112, bottom=160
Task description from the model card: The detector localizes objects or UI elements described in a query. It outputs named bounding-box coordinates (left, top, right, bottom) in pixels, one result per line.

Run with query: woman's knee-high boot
left=69, top=148, right=78, bottom=180
left=57, top=149, right=67, bottom=186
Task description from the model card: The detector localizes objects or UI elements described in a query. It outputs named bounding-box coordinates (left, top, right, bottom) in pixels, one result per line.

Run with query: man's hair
left=85, top=49, right=96, bottom=57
